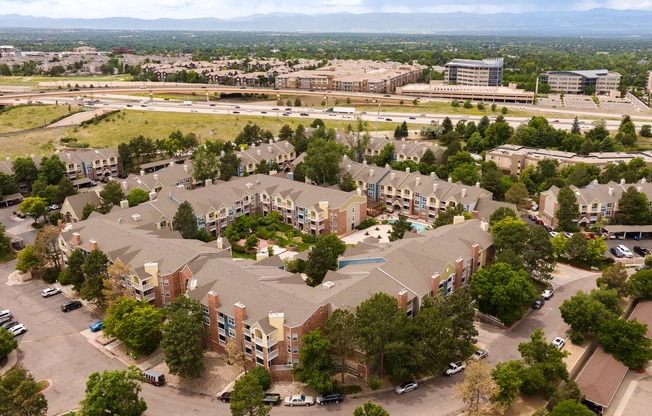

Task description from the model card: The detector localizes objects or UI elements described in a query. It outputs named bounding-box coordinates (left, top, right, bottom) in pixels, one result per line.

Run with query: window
left=227, top=316, right=235, bottom=325
left=228, top=328, right=236, bottom=338
left=287, top=345, right=291, bottom=353
left=163, top=279, right=169, bottom=286
left=293, top=346, right=299, bottom=354
left=292, top=333, right=298, bottom=341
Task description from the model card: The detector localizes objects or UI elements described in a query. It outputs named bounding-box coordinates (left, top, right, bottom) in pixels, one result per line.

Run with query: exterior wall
left=647, top=71, right=652, bottom=95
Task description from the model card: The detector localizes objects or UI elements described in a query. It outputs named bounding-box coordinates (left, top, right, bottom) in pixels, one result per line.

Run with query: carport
left=0, top=193, right=23, bottom=208
left=602, top=225, right=652, bottom=240
left=575, top=346, right=629, bottom=415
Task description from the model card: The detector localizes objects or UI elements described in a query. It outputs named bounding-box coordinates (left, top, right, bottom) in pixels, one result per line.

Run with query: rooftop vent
left=323, top=281, right=335, bottom=290
left=131, top=214, right=142, bottom=222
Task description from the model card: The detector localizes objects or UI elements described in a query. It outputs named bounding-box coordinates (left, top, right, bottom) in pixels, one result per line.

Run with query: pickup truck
left=263, top=393, right=281, bottom=406
left=445, top=361, right=465, bottom=376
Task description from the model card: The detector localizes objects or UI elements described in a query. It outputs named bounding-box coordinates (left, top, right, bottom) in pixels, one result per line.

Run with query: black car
left=610, top=247, right=625, bottom=258
left=220, top=392, right=231, bottom=403
left=532, top=297, right=545, bottom=309
left=316, top=393, right=343, bottom=405
left=633, top=246, right=650, bottom=256
left=61, top=300, right=83, bottom=312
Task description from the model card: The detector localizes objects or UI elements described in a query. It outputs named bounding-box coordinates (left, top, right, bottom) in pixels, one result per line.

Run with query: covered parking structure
left=0, top=193, right=23, bottom=208
left=602, top=225, right=652, bottom=240
left=575, top=346, right=629, bottom=415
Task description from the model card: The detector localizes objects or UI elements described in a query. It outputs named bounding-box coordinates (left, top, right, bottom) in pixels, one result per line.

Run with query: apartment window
left=228, top=328, right=236, bottom=338
left=165, top=291, right=170, bottom=297
left=287, top=345, right=291, bottom=353
left=292, top=333, right=298, bottom=341
left=163, top=279, right=169, bottom=286
left=227, top=316, right=235, bottom=325
left=293, top=346, right=299, bottom=354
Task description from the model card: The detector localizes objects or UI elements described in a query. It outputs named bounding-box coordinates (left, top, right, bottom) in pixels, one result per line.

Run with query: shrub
left=249, top=366, right=271, bottom=391
left=340, top=384, right=363, bottom=395
left=42, top=268, right=59, bottom=283
left=231, top=243, right=246, bottom=254
left=301, top=234, right=317, bottom=244
left=368, top=377, right=383, bottom=390
left=356, top=218, right=378, bottom=230
left=256, top=229, right=272, bottom=240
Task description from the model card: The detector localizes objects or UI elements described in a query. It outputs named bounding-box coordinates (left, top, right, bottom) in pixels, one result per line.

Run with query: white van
left=182, top=100, right=192, bottom=106
left=143, top=370, right=165, bottom=386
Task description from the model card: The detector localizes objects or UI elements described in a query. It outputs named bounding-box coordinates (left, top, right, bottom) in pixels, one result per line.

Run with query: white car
left=563, top=232, right=573, bottom=238
left=284, top=394, right=315, bottom=407
left=552, top=337, right=565, bottom=350
left=395, top=380, right=418, bottom=394
left=550, top=231, right=559, bottom=238
left=8, top=323, right=27, bottom=336
left=542, top=287, right=554, bottom=300
left=617, top=245, right=634, bottom=258
left=41, top=287, right=61, bottom=297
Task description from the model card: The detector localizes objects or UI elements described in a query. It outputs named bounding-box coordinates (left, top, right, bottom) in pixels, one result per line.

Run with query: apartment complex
left=540, top=69, right=621, bottom=94
left=59, top=148, right=123, bottom=182
left=444, top=58, right=504, bottom=87
left=486, top=145, right=652, bottom=176
left=539, top=178, right=652, bottom=228
left=338, top=157, right=492, bottom=220
left=275, top=60, right=426, bottom=93
left=236, top=140, right=296, bottom=176
left=397, top=82, right=534, bottom=104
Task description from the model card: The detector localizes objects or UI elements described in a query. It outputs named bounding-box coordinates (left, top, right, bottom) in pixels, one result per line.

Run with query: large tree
left=80, top=249, right=109, bottom=306
left=127, top=188, right=150, bottom=207
left=103, top=297, right=165, bottom=356
left=191, top=146, right=221, bottom=182
left=18, top=196, right=47, bottom=224
left=615, top=186, right=652, bottom=225
left=353, top=401, right=390, bottom=416
left=453, top=360, right=499, bottom=416
left=560, top=289, right=620, bottom=344
left=59, top=248, right=85, bottom=290
left=98, top=181, right=125, bottom=214
left=491, top=217, right=531, bottom=268
left=597, top=262, right=629, bottom=297
left=15, top=245, right=40, bottom=273
left=505, top=182, right=529, bottom=211
left=304, top=233, right=347, bottom=286
left=598, top=318, right=652, bottom=369
left=33, top=225, right=62, bottom=271
left=173, top=201, right=197, bottom=239
left=325, top=309, right=356, bottom=383
left=0, top=327, right=18, bottom=360
left=229, top=374, right=270, bottom=416
left=161, top=296, right=206, bottom=378
left=0, top=366, right=48, bottom=416
left=78, top=368, right=147, bottom=416
left=303, top=138, right=346, bottom=185
left=629, top=269, right=652, bottom=299
left=11, top=157, right=39, bottom=189
left=549, top=400, right=595, bottom=416
left=518, top=328, right=569, bottom=396
left=523, top=226, right=556, bottom=280
left=102, top=259, right=131, bottom=309
left=375, top=143, right=395, bottom=167
left=556, top=186, right=579, bottom=231
left=492, top=360, right=524, bottom=405
left=293, top=329, right=335, bottom=395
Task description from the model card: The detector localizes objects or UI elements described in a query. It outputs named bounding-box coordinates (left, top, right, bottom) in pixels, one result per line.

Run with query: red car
left=535, top=219, right=544, bottom=226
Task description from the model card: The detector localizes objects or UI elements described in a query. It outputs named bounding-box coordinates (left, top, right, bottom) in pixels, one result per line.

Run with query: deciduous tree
left=524, top=226, right=556, bottom=280
left=33, top=225, right=61, bottom=271
left=598, top=318, right=652, bottom=369
left=453, top=360, right=499, bottom=416
left=0, top=366, right=48, bottom=416
left=15, top=245, right=39, bottom=273
left=102, top=259, right=131, bottom=309
left=0, top=327, right=18, bottom=360
left=127, top=188, right=150, bottom=207
left=191, top=146, right=221, bottom=183
left=103, top=297, right=164, bottom=356
left=293, top=329, right=335, bottom=394
left=549, top=399, right=594, bottom=416
left=597, top=262, right=629, bottom=297
left=161, top=296, right=206, bottom=378
left=505, top=182, right=529, bottom=211
left=629, top=269, right=652, bottom=299
left=560, top=290, right=617, bottom=344
left=353, top=401, right=390, bottom=416
left=78, top=367, right=147, bottom=416
left=556, top=186, right=579, bottom=231
left=303, top=139, right=346, bottom=185
left=229, top=374, right=270, bottom=416
left=19, top=196, right=47, bottom=224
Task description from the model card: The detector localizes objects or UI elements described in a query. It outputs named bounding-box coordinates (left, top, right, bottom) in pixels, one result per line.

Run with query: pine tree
left=173, top=201, right=198, bottom=239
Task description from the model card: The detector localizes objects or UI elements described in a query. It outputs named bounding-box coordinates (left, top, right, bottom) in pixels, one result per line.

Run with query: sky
left=1, top=0, right=652, bottom=20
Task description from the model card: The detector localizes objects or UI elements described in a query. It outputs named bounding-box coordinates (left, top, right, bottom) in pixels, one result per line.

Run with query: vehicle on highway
left=209, top=103, right=216, bottom=106
left=8, top=323, right=27, bottom=336
left=633, top=246, right=650, bottom=256
left=532, top=297, right=545, bottom=309
left=542, top=287, right=554, bottom=299
left=1, top=320, right=19, bottom=330
left=41, top=287, right=61, bottom=297
left=617, top=244, right=633, bottom=258
left=300, top=113, right=309, bottom=116
left=383, top=94, right=391, bottom=97
left=409, top=116, right=416, bottom=119
left=126, top=104, right=133, bottom=107
left=260, top=111, right=267, bottom=114
left=395, top=380, right=418, bottom=394
left=445, top=361, right=465, bottom=376
left=284, top=394, right=315, bottom=406
left=220, top=392, right=231, bottom=403
left=385, top=118, right=393, bottom=121
left=284, top=108, right=291, bottom=111
left=316, top=393, right=343, bottom=405
left=552, top=337, right=565, bottom=350
left=610, top=247, right=625, bottom=258
left=89, top=320, right=104, bottom=332
left=271, top=107, right=279, bottom=110
left=232, top=111, right=240, bottom=114
left=473, top=349, right=488, bottom=360
left=282, top=113, right=290, bottom=116
left=61, top=300, right=83, bottom=312
left=143, top=369, right=165, bottom=386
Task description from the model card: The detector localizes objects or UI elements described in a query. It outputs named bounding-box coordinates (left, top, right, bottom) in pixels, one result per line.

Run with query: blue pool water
left=387, top=219, right=429, bottom=232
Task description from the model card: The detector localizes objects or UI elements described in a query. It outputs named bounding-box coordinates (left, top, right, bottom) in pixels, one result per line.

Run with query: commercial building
left=540, top=69, right=621, bottom=95
left=444, top=58, right=504, bottom=87
left=397, top=82, right=534, bottom=104
left=646, top=70, right=652, bottom=94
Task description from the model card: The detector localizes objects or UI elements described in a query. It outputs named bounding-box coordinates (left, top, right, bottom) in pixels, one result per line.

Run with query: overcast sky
left=1, top=0, right=651, bottom=19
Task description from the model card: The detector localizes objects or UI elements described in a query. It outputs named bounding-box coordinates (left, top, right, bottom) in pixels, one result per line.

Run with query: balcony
left=267, top=349, right=279, bottom=361
left=217, top=315, right=225, bottom=325
left=218, top=327, right=226, bottom=337
left=244, top=340, right=252, bottom=349
left=267, top=338, right=278, bottom=348
left=255, top=349, right=265, bottom=359
left=244, top=327, right=251, bottom=337
left=254, top=336, right=264, bottom=345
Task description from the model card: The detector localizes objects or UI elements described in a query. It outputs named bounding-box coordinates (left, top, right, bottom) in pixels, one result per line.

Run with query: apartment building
left=540, top=69, right=621, bottom=94
left=236, top=140, right=296, bottom=176
left=486, top=144, right=652, bottom=176
left=59, top=148, right=123, bottom=181
left=444, top=58, right=504, bottom=87
left=539, top=178, right=652, bottom=228
left=338, top=157, right=492, bottom=220
left=120, top=162, right=199, bottom=194
left=189, top=218, right=493, bottom=378
left=646, top=70, right=652, bottom=95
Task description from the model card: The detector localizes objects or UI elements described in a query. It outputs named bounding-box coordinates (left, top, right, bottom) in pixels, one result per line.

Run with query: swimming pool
left=387, top=219, right=430, bottom=233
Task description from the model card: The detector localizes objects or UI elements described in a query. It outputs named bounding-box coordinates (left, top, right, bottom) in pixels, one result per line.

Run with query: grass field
left=0, top=105, right=84, bottom=133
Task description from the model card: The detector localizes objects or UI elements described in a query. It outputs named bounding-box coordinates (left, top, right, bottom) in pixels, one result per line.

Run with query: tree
left=597, top=262, right=629, bottom=297
left=433, top=203, right=472, bottom=229
left=453, top=360, right=499, bottom=416
left=0, top=222, right=11, bottom=260
left=103, top=297, right=164, bottom=356
left=80, top=249, right=109, bottom=306
left=161, top=296, right=206, bottom=378
left=556, top=186, right=579, bottom=231
left=293, top=329, right=335, bottom=395
left=59, top=248, right=86, bottom=290
left=442, top=116, right=454, bottom=134
left=127, top=188, right=150, bottom=207
left=78, top=367, right=147, bottom=416
left=518, top=328, right=569, bottom=396
left=219, top=150, right=240, bottom=181
left=33, top=225, right=62, bottom=271
left=640, top=124, right=652, bottom=138
left=82, top=203, right=96, bottom=220
left=375, top=143, right=395, bottom=167
left=450, top=162, right=480, bottom=185
left=615, top=186, right=652, bottom=225
left=278, top=124, right=294, bottom=141
left=420, top=148, right=438, bottom=166
left=0, top=171, right=18, bottom=198
left=103, top=259, right=131, bottom=309
left=39, top=155, right=66, bottom=185
left=560, top=290, right=618, bottom=344
left=0, top=328, right=18, bottom=360
left=304, top=233, right=347, bottom=286
left=489, top=207, right=517, bottom=226
left=303, top=139, right=346, bottom=185
left=353, top=401, right=390, bottom=416
left=491, top=217, right=531, bottom=268
left=629, top=269, right=652, bottom=299
left=492, top=359, right=524, bottom=405
left=173, top=201, right=197, bottom=239
left=505, top=182, right=529, bottom=211
left=549, top=399, right=594, bottom=416
left=571, top=117, right=581, bottom=135
left=339, top=172, right=357, bottom=192
left=98, top=181, right=125, bottom=214
left=15, top=245, right=39, bottom=273
left=470, top=263, right=537, bottom=325
left=389, top=214, right=412, bottom=241
left=226, top=338, right=248, bottom=375
left=547, top=381, right=583, bottom=411
left=0, top=366, right=48, bottom=416
left=564, top=233, right=588, bottom=262
left=355, top=292, right=406, bottom=376
left=229, top=374, right=270, bottom=416
left=325, top=309, right=356, bottom=383
left=18, top=197, right=47, bottom=224
left=598, top=318, right=652, bottom=369
left=523, top=226, right=556, bottom=280
left=289, top=124, right=308, bottom=154
left=11, top=157, right=39, bottom=189
left=191, top=146, right=221, bottom=182
left=586, top=237, right=607, bottom=265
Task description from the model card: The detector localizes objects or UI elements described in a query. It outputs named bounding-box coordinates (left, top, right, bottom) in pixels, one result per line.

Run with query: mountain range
left=1, top=9, right=652, bottom=35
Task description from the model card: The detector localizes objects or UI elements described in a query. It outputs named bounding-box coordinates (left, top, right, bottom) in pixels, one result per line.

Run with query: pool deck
left=341, top=215, right=431, bottom=245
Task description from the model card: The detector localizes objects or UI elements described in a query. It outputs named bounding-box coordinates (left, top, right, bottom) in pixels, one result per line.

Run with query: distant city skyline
left=0, top=0, right=651, bottom=20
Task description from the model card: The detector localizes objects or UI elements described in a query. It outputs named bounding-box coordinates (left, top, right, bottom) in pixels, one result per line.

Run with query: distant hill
left=1, top=9, right=652, bottom=35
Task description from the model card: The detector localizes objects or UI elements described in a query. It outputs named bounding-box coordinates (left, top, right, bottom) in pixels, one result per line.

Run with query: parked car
left=535, top=219, right=544, bottom=226
left=552, top=337, right=566, bottom=350
left=41, top=287, right=61, bottom=297
left=544, top=225, right=553, bottom=232
left=8, top=323, right=27, bottom=336
left=61, top=300, right=82, bottom=312
left=0, top=310, right=12, bottom=323
left=617, top=245, right=634, bottom=258
left=531, top=204, right=539, bottom=211
left=633, top=246, right=650, bottom=256
left=563, top=232, right=573, bottom=238
left=89, top=320, right=104, bottom=332
left=143, top=370, right=165, bottom=386
left=610, top=247, right=625, bottom=258
left=284, top=394, right=315, bottom=406
left=473, top=349, right=488, bottom=360
left=263, top=393, right=282, bottom=406
left=220, top=392, right=231, bottom=403
left=316, top=392, right=343, bottom=405
left=445, top=361, right=465, bottom=376
left=633, top=234, right=644, bottom=241
left=542, top=287, right=554, bottom=300
left=15, top=212, right=27, bottom=219
left=549, top=231, right=559, bottom=238
left=395, top=380, right=418, bottom=393
left=1, top=320, right=19, bottom=330
left=635, top=264, right=651, bottom=271
left=532, top=297, right=545, bottom=309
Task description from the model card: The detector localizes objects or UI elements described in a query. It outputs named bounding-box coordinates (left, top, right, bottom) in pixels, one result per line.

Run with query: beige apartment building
left=646, top=70, right=652, bottom=94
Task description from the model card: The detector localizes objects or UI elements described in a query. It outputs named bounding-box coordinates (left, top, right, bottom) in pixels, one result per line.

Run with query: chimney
left=471, top=243, right=480, bottom=273
left=431, top=172, right=436, bottom=179
left=240, top=146, right=245, bottom=152
left=453, top=215, right=465, bottom=224
left=475, top=181, right=480, bottom=188
left=347, top=164, right=352, bottom=171
left=638, top=186, right=642, bottom=192
left=462, top=188, right=467, bottom=198
left=363, top=160, right=368, bottom=166
left=88, top=239, right=99, bottom=252
left=153, top=173, right=159, bottom=181
left=396, top=289, right=408, bottom=311
left=343, top=154, right=349, bottom=161
left=620, top=178, right=626, bottom=185
left=121, top=181, right=128, bottom=191
left=480, top=219, right=489, bottom=232
left=356, top=187, right=362, bottom=196
left=285, top=142, right=289, bottom=148
left=169, top=162, right=174, bottom=167
left=183, top=164, right=189, bottom=173
left=207, top=291, right=220, bottom=308
left=642, top=178, right=647, bottom=184
left=402, top=143, right=406, bottom=150
left=323, top=281, right=335, bottom=290
left=119, top=199, right=129, bottom=209
left=385, top=163, right=390, bottom=169
left=267, top=145, right=272, bottom=153
left=256, top=149, right=261, bottom=155
left=205, top=179, right=212, bottom=187
left=455, top=257, right=464, bottom=288
left=369, top=169, right=375, bottom=177
left=406, top=167, right=410, bottom=174
left=448, top=177, right=452, bottom=183
left=370, top=138, right=375, bottom=144
left=391, top=172, right=396, bottom=180
left=433, top=183, right=438, bottom=192
left=220, top=150, right=225, bottom=157
left=269, top=139, right=273, bottom=145
left=430, top=273, right=441, bottom=293
left=608, top=186, right=614, bottom=196
left=415, top=176, right=420, bottom=186
left=148, top=191, right=157, bottom=201
left=72, top=232, right=81, bottom=248
left=140, top=169, right=145, bottom=176
left=217, top=236, right=223, bottom=249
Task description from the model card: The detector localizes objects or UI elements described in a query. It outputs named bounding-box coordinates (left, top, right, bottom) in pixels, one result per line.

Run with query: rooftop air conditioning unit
left=131, top=214, right=142, bottom=222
